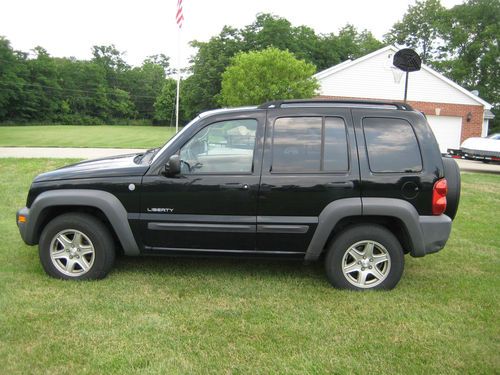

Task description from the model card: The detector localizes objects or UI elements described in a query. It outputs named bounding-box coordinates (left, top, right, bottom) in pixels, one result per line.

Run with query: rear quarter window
left=363, top=117, right=422, bottom=173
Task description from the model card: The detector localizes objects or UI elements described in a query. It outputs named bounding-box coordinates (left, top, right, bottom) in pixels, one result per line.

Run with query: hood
left=33, top=153, right=150, bottom=182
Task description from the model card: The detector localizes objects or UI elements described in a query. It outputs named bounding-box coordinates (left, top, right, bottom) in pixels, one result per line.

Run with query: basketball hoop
left=391, top=67, right=404, bottom=84
left=393, top=48, right=422, bottom=102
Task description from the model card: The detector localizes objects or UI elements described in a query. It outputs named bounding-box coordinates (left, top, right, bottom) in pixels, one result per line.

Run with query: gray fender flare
left=304, top=198, right=362, bottom=261
left=304, top=197, right=427, bottom=261
left=362, top=198, right=425, bottom=257
left=25, top=189, right=140, bottom=255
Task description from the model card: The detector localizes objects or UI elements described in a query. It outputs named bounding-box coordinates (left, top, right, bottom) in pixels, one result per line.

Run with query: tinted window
left=272, top=117, right=348, bottom=173
left=272, top=117, right=322, bottom=172
left=363, top=118, right=422, bottom=173
left=179, top=119, right=257, bottom=174
left=324, top=117, right=349, bottom=172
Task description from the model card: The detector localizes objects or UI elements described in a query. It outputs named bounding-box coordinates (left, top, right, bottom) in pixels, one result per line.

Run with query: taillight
left=432, top=178, right=448, bottom=215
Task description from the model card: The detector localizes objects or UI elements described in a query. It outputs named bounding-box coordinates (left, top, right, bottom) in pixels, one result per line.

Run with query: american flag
left=176, top=0, right=184, bottom=28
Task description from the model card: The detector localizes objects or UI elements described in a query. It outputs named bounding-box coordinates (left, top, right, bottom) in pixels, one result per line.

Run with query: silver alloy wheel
left=341, top=240, right=391, bottom=288
left=49, top=229, right=95, bottom=277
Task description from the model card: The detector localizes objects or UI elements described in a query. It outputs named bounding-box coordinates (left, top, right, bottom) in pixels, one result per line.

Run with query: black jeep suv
left=16, top=100, right=460, bottom=290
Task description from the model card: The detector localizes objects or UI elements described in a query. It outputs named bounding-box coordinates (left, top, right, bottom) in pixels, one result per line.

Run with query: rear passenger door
left=257, top=107, right=360, bottom=252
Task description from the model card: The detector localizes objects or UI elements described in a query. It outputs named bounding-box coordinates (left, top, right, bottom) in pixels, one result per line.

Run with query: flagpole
left=175, top=28, right=181, bottom=134
left=174, top=0, right=184, bottom=134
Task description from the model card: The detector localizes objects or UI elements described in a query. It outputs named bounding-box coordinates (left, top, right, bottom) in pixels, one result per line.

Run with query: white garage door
left=426, top=115, right=462, bottom=153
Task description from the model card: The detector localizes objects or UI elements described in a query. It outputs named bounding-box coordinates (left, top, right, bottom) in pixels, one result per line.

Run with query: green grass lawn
left=0, top=159, right=499, bottom=374
left=0, top=125, right=177, bottom=149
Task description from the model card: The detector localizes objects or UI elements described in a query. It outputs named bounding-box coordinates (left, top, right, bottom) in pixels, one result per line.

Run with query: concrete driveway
left=454, top=158, right=500, bottom=174
left=0, top=147, right=145, bottom=159
left=1, top=147, right=499, bottom=173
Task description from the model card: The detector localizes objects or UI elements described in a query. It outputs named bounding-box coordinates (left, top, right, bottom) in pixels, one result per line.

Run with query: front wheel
left=39, top=213, right=115, bottom=280
left=325, top=224, right=404, bottom=290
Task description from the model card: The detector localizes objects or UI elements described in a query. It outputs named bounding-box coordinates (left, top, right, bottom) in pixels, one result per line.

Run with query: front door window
left=179, top=119, right=257, bottom=174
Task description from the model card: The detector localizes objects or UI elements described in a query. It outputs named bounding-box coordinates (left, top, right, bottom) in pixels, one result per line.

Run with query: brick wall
left=318, top=95, right=484, bottom=142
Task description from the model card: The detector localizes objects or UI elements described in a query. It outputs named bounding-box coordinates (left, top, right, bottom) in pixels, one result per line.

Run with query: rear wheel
left=325, top=224, right=404, bottom=290
left=39, top=213, right=115, bottom=280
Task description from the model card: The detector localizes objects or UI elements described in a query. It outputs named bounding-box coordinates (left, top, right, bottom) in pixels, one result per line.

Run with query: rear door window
left=362, top=117, right=422, bottom=173
left=271, top=117, right=348, bottom=173
left=324, top=117, right=349, bottom=172
left=272, top=117, right=322, bottom=172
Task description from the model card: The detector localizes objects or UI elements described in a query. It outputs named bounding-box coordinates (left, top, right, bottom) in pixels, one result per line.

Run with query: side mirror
left=164, top=155, right=181, bottom=176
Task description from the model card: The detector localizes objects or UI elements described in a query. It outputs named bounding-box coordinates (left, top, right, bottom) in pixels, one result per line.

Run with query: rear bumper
left=16, top=207, right=35, bottom=245
left=417, top=215, right=452, bottom=256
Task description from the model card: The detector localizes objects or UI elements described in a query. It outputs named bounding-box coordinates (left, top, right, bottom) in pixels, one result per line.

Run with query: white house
left=314, top=45, right=493, bottom=153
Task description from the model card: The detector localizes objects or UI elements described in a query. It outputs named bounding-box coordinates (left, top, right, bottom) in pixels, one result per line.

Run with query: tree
left=183, top=14, right=383, bottom=119
left=53, top=58, right=109, bottom=122
left=153, top=79, right=177, bottom=124
left=437, top=0, right=499, bottom=133
left=336, top=25, right=384, bottom=61
left=143, top=54, right=172, bottom=75
left=239, top=14, right=382, bottom=71
left=385, top=0, right=499, bottom=133
left=384, top=0, right=446, bottom=63
left=439, top=1, right=499, bottom=99
left=0, top=37, right=26, bottom=120
left=123, top=59, right=167, bottom=119
left=21, top=47, right=62, bottom=120
left=219, top=47, right=318, bottom=107
left=91, top=44, right=130, bottom=88
left=182, top=26, right=245, bottom=119
left=107, top=88, right=135, bottom=119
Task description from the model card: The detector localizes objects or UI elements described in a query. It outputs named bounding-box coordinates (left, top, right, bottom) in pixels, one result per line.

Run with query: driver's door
left=139, top=114, right=264, bottom=252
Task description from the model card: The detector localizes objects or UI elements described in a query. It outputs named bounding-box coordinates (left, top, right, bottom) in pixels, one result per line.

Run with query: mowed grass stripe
left=0, top=159, right=498, bottom=373
left=0, top=125, right=177, bottom=149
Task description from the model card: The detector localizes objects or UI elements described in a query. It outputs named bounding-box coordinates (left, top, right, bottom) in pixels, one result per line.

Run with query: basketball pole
left=403, top=71, right=409, bottom=103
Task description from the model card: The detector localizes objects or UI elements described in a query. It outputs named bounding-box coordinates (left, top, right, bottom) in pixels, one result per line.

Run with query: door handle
left=327, top=181, right=354, bottom=189
left=221, top=183, right=249, bottom=190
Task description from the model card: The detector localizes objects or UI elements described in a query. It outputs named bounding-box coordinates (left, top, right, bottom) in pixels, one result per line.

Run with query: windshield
left=151, top=116, right=201, bottom=163
left=487, top=133, right=500, bottom=140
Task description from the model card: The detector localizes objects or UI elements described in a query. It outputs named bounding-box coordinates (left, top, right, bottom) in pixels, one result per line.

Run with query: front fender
left=18, top=189, right=140, bottom=255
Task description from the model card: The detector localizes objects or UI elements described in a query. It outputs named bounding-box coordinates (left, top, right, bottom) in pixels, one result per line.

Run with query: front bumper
left=16, top=207, right=34, bottom=245
left=418, top=215, right=452, bottom=255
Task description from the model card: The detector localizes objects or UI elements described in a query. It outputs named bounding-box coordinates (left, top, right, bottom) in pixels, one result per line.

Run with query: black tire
left=39, top=213, right=115, bottom=280
left=442, top=157, right=461, bottom=220
left=325, top=224, right=404, bottom=290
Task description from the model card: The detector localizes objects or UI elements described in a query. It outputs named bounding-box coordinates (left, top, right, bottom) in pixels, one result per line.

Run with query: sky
left=0, top=0, right=464, bottom=68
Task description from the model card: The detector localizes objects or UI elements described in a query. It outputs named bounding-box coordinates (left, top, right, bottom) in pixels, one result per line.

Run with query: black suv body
left=16, top=100, right=460, bottom=290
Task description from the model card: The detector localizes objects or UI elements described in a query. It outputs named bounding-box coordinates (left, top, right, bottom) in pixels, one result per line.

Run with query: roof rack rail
left=257, top=99, right=414, bottom=111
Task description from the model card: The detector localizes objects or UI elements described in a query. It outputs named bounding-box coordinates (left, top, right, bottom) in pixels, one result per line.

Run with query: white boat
left=448, top=133, right=500, bottom=161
